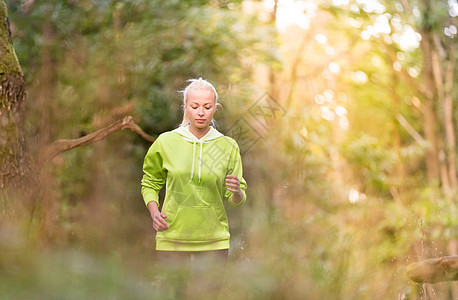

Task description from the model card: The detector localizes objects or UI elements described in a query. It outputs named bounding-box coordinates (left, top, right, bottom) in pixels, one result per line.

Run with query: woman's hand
left=152, top=212, right=169, bottom=232
left=147, top=201, right=169, bottom=232
left=226, top=174, right=244, bottom=204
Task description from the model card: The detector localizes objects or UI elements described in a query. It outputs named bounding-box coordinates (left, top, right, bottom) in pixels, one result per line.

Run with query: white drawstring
left=173, top=125, right=224, bottom=184
left=183, top=129, right=210, bottom=183
left=199, top=141, right=203, bottom=182
left=190, top=141, right=196, bottom=181
left=189, top=140, right=205, bottom=182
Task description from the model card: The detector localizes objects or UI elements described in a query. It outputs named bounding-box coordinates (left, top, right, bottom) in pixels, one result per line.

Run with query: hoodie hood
left=172, top=125, right=224, bottom=182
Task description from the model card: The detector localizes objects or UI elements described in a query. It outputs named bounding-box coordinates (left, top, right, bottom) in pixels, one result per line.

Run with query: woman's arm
left=141, top=137, right=169, bottom=231
left=225, top=174, right=244, bottom=204
left=225, top=140, right=247, bottom=206
left=147, top=201, right=169, bottom=232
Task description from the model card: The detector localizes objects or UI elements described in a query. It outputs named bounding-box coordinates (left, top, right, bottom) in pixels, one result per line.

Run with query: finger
left=226, top=183, right=240, bottom=190
left=155, top=226, right=166, bottom=232
left=158, top=217, right=169, bottom=228
left=153, top=222, right=161, bottom=231
left=225, top=177, right=238, bottom=182
left=154, top=215, right=169, bottom=228
left=225, top=179, right=239, bottom=186
left=156, top=225, right=166, bottom=232
left=226, top=179, right=240, bottom=187
left=226, top=184, right=239, bottom=190
left=154, top=221, right=167, bottom=232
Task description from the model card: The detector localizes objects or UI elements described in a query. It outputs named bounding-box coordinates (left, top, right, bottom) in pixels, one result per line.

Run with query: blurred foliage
left=1, top=0, right=457, bottom=299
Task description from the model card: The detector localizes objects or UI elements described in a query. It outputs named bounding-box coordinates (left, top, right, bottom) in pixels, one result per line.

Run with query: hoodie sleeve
left=225, top=140, right=247, bottom=207
left=141, top=137, right=167, bottom=207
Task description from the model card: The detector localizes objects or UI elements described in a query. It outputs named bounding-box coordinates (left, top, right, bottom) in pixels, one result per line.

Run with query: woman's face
left=185, top=89, right=217, bottom=130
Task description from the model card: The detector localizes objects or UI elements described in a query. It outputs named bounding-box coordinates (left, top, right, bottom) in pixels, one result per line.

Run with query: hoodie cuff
left=228, top=190, right=246, bottom=207
left=142, top=189, right=160, bottom=207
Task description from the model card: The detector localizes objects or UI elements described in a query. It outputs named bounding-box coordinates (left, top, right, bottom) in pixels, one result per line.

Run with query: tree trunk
left=443, top=44, right=456, bottom=193
left=384, top=46, right=406, bottom=201
left=419, top=31, right=440, bottom=185
left=0, top=1, right=28, bottom=191
left=35, top=5, right=57, bottom=150
left=268, top=0, right=279, bottom=100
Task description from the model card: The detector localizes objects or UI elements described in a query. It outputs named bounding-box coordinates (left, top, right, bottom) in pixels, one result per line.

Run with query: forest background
left=1, top=0, right=457, bottom=299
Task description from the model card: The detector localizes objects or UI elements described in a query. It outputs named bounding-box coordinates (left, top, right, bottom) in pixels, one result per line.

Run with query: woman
left=141, top=78, right=247, bottom=293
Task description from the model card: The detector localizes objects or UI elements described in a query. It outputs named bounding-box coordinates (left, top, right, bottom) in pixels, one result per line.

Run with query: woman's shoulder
left=219, top=135, right=240, bottom=149
left=149, top=130, right=181, bottom=147
left=156, top=130, right=175, bottom=139
left=157, top=129, right=186, bottom=140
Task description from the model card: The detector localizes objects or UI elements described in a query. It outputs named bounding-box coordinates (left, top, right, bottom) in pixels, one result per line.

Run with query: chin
left=194, top=122, right=210, bottom=128
left=193, top=123, right=208, bottom=129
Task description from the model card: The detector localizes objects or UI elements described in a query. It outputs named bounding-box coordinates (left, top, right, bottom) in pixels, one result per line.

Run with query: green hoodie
left=141, top=125, right=247, bottom=251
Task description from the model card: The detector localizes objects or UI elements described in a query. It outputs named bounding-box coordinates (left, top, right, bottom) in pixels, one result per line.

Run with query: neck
left=188, top=125, right=210, bottom=140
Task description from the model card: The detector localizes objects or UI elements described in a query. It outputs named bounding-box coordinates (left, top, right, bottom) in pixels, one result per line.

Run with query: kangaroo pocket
left=164, top=206, right=229, bottom=241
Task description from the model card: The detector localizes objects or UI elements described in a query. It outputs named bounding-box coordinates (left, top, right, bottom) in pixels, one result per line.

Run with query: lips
left=196, top=119, right=206, bottom=123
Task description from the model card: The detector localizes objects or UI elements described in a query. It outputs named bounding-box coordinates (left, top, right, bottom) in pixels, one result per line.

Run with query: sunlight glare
left=320, top=106, right=335, bottom=121
left=361, top=30, right=371, bottom=40
left=395, top=3, right=403, bottom=12
left=356, top=0, right=386, bottom=14
left=349, top=189, right=359, bottom=203
left=349, top=188, right=366, bottom=203
left=350, top=4, right=360, bottom=13
left=333, top=0, right=349, bottom=6
left=270, top=0, right=318, bottom=31
left=450, top=0, right=458, bottom=17
left=374, top=14, right=391, bottom=34
left=263, top=0, right=276, bottom=11
left=348, top=18, right=362, bottom=28
left=351, top=71, right=368, bottom=84
left=444, top=25, right=457, bottom=38
left=329, top=62, right=340, bottom=74
left=407, top=67, right=419, bottom=78
left=396, top=51, right=405, bottom=61
left=371, top=56, right=382, bottom=67
left=335, top=106, right=347, bottom=117
left=300, top=126, right=308, bottom=138
left=392, top=25, right=422, bottom=51
left=391, top=14, right=402, bottom=30
left=323, top=89, right=334, bottom=101
left=339, top=117, right=350, bottom=130
left=315, top=33, right=328, bottom=44
left=315, top=94, right=325, bottom=105
left=362, top=14, right=391, bottom=40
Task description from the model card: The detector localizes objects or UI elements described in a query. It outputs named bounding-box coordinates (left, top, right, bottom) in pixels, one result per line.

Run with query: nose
left=198, top=107, right=204, bottom=116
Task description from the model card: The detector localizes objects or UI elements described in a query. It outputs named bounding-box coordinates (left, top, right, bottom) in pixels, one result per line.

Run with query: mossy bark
left=0, top=0, right=28, bottom=190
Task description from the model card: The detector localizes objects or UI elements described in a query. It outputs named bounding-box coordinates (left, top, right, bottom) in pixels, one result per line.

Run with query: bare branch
left=396, top=114, right=427, bottom=147
left=39, top=116, right=155, bottom=164
left=407, top=256, right=458, bottom=283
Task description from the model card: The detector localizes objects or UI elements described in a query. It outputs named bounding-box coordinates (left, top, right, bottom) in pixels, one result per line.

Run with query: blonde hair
left=180, top=78, right=221, bottom=127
